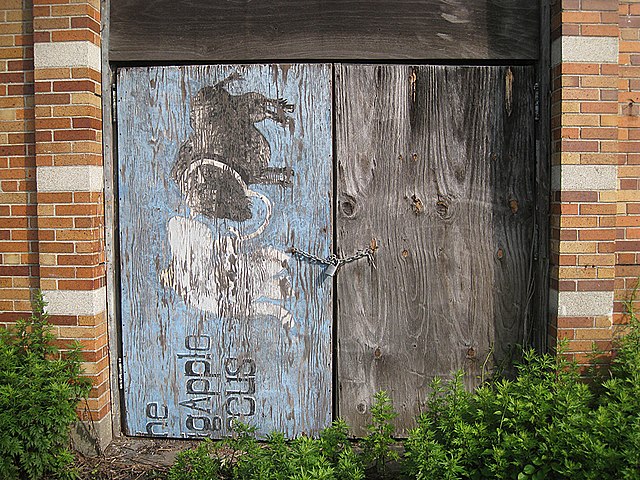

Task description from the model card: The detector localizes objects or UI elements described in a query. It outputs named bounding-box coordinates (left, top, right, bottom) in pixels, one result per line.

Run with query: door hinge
left=111, top=81, right=117, bottom=125
left=117, top=356, right=124, bottom=390
left=534, top=82, right=540, bottom=122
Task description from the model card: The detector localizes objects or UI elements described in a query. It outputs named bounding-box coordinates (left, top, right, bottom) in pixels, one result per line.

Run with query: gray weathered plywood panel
left=109, top=0, right=539, bottom=62
left=335, top=65, right=535, bottom=435
left=117, top=64, right=333, bottom=438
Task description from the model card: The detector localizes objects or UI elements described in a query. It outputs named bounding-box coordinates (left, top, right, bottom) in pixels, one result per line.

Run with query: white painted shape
left=37, top=166, right=104, bottom=192
left=34, top=41, right=101, bottom=71
left=161, top=216, right=294, bottom=325
left=551, top=165, right=617, bottom=191
left=43, top=287, right=106, bottom=316
left=551, top=36, right=618, bottom=66
left=554, top=291, right=614, bottom=317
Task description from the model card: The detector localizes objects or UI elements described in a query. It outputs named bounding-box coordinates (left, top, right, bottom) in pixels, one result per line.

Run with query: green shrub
left=0, top=291, right=91, bottom=480
left=361, top=390, right=399, bottom=478
left=168, top=438, right=223, bottom=480
left=169, top=420, right=364, bottom=480
left=404, top=305, right=640, bottom=480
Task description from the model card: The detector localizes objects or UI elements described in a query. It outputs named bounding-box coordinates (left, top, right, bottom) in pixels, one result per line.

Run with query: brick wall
left=0, top=0, right=37, bottom=323
left=550, top=0, right=640, bottom=367
left=615, top=0, right=640, bottom=335
left=0, top=0, right=110, bottom=452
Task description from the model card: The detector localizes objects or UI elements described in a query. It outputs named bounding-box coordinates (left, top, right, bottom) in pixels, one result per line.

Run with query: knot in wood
left=411, top=194, right=424, bottom=214
left=341, top=200, right=355, bottom=217
left=509, top=198, right=519, bottom=214
left=436, top=199, right=449, bottom=218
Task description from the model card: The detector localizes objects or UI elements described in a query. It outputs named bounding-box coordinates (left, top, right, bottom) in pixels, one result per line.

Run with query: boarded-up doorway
left=116, top=63, right=534, bottom=438
left=335, top=65, right=534, bottom=435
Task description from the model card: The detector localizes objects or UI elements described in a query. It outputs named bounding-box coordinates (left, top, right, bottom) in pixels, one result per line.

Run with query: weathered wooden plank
left=109, top=0, right=539, bottom=62
left=335, top=65, right=535, bottom=436
left=117, top=64, right=333, bottom=438
left=100, top=0, right=122, bottom=436
left=532, top=0, right=551, bottom=353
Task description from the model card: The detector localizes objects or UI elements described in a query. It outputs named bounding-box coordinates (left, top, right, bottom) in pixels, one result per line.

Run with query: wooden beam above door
left=109, top=0, right=539, bottom=62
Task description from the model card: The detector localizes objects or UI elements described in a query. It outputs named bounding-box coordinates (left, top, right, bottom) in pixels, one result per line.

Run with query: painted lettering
left=146, top=402, right=168, bottom=419
left=185, top=359, right=218, bottom=377
left=186, top=378, right=220, bottom=396
left=178, top=336, right=258, bottom=437
left=146, top=421, right=169, bottom=436
left=225, top=396, right=256, bottom=416
left=143, top=402, right=169, bottom=437
left=185, top=335, right=211, bottom=350
left=179, top=396, right=212, bottom=414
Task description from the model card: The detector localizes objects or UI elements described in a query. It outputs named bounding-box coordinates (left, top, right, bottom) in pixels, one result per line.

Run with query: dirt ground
left=73, top=437, right=199, bottom=479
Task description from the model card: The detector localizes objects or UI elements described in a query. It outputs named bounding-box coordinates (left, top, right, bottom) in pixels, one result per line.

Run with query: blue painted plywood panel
left=117, top=64, right=333, bottom=438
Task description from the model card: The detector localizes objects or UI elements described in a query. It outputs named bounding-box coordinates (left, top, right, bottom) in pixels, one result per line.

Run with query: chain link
left=288, top=245, right=376, bottom=270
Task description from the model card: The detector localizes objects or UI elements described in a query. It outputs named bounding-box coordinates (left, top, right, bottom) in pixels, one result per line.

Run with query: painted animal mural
left=162, top=73, right=296, bottom=325
left=171, top=72, right=295, bottom=224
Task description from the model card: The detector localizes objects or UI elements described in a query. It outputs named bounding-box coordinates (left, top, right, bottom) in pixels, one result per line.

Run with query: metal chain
left=287, top=245, right=377, bottom=271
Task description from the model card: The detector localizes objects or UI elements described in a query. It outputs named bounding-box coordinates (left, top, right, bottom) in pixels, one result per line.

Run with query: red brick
left=0, top=145, right=27, bottom=156
left=57, top=253, right=101, bottom=266
left=617, top=241, right=640, bottom=252
left=33, top=31, right=50, bottom=42
left=52, top=80, right=96, bottom=93
left=38, top=242, right=75, bottom=253
left=72, top=117, right=101, bottom=130
left=58, top=278, right=104, bottom=290
left=560, top=140, right=599, bottom=152
left=70, top=17, right=100, bottom=34
left=581, top=127, right=617, bottom=139
left=581, top=25, right=618, bottom=37
left=577, top=280, right=615, bottom=291
left=556, top=191, right=599, bottom=202
left=0, top=266, right=30, bottom=276
left=40, top=266, right=76, bottom=278
left=582, top=0, right=618, bottom=11
left=48, top=315, right=79, bottom=326
left=580, top=102, right=618, bottom=114
left=50, top=30, right=95, bottom=43
left=34, top=92, right=71, bottom=105
left=53, top=129, right=97, bottom=141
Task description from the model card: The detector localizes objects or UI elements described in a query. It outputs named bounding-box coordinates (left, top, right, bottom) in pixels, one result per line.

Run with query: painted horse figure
left=171, top=73, right=295, bottom=222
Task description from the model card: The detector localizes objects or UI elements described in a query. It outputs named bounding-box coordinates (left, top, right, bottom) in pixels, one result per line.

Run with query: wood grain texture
left=101, top=0, right=123, bottom=436
left=335, top=65, right=535, bottom=436
left=117, top=64, right=333, bottom=438
left=109, top=0, right=539, bottom=62
left=532, top=0, right=551, bottom=353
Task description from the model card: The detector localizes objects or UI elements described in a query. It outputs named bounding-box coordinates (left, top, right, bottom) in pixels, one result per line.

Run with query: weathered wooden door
left=117, top=65, right=333, bottom=438
left=335, top=65, right=535, bottom=435
left=117, top=64, right=535, bottom=438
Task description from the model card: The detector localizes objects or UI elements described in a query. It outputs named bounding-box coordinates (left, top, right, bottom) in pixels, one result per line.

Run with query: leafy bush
left=361, top=390, right=399, bottom=478
left=168, top=438, right=223, bottom=480
left=0, top=292, right=91, bottom=480
left=404, top=297, right=640, bottom=480
left=169, top=420, right=364, bottom=480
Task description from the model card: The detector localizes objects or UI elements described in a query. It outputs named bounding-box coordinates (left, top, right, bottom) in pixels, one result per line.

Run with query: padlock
left=324, top=263, right=338, bottom=277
